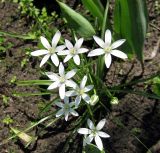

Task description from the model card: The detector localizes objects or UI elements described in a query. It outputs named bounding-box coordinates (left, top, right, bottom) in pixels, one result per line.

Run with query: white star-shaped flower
left=88, top=29, right=127, bottom=68
left=55, top=97, right=79, bottom=121
left=46, top=62, right=77, bottom=99
left=65, top=75, right=94, bottom=107
left=58, top=38, right=89, bottom=65
left=77, top=119, right=110, bottom=151
left=31, top=31, right=65, bottom=67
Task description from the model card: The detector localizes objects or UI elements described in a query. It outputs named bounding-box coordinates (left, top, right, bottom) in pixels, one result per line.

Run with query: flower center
left=70, top=48, right=76, bottom=55
left=64, top=103, right=70, bottom=110
left=49, top=47, right=55, bottom=54
left=78, top=89, right=85, bottom=95
left=104, top=46, right=111, bottom=53
left=60, top=76, right=65, bottom=83
left=91, top=129, right=97, bottom=136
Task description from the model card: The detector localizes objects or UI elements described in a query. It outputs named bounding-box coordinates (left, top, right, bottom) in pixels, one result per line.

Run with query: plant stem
left=87, top=104, right=94, bottom=121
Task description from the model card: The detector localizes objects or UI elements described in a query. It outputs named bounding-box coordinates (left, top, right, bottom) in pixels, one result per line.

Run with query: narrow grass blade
left=17, top=80, right=52, bottom=86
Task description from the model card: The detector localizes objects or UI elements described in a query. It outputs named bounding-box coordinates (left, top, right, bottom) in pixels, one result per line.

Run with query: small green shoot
left=3, top=115, right=14, bottom=125
left=10, top=76, right=17, bottom=84
left=2, top=95, right=10, bottom=106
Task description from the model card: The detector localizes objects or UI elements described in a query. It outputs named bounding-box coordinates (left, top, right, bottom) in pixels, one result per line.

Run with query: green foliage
left=10, top=76, right=17, bottom=84
left=84, top=144, right=105, bottom=153
left=58, top=1, right=95, bottom=38
left=21, top=58, right=28, bottom=68
left=13, top=0, right=58, bottom=38
left=3, top=115, right=14, bottom=125
left=0, top=37, right=14, bottom=55
left=114, top=0, right=148, bottom=62
left=10, top=127, right=37, bottom=147
left=155, top=1, right=160, bottom=15
left=81, top=0, right=104, bottom=27
left=131, top=127, right=141, bottom=135
left=2, top=95, right=10, bottom=106
left=13, top=0, right=39, bottom=16
left=152, top=77, right=160, bottom=96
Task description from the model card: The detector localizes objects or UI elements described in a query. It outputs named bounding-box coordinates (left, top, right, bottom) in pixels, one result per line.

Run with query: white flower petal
left=52, top=31, right=61, bottom=47
left=40, top=54, right=50, bottom=67
left=64, top=54, right=73, bottom=63
left=77, top=48, right=89, bottom=54
left=58, top=50, right=70, bottom=55
left=40, top=36, right=51, bottom=49
left=93, top=36, right=105, bottom=48
left=65, top=90, right=77, bottom=97
left=64, top=111, right=69, bottom=121
left=87, top=135, right=94, bottom=143
left=59, top=62, right=65, bottom=76
left=65, top=69, right=77, bottom=79
left=84, top=85, right=94, bottom=92
left=75, top=38, right=83, bottom=49
left=51, top=54, right=59, bottom=67
left=111, top=50, right=128, bottom=59
left=105, top=29, right=112, bottom=46
left=75, top=96, right=81, bottom=107
left=87, top=119, right=95, bottom=130
left=55, top=102, right=64, bottom=108
left=80, top=75, right=87, bottom=89
left=47, top=81, right=59, bottom=90
left=31, top=50, right=49, bottom=56
left=77, top=128, right=91, bottom=135
left=46, top=72, right=59, bottom=81
left=70, top=109, right=79, bottom=116
left=56, top=109, right=64, bottom=117
left=65, top=39, right=73, bottom=49
left=56, top=45, right=66, bottom=52
left=95, top=135, right=103, bottom=151
left=88, top=49, right=104, bottom=57
left=82, top=93, right=90, bottom=103
left=59, top=83, right=65, bottom=99
left=73, top=55, right=80, bottom=65
left=64, top=96, right=69, bottom=103
left=97, top=131, right=110, bottom=138
left=83, top=136, right=91, bottom=146
left=111, top=39, right=125, bottom=49
left=66, top=80, right=77, bottom=88
left=104, top=53, right=112, bottom=68
left=96, top=119, right=106, bottom=130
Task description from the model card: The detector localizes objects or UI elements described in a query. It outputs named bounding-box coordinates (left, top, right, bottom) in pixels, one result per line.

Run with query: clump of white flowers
left=31, top=29, right=127, bottom=150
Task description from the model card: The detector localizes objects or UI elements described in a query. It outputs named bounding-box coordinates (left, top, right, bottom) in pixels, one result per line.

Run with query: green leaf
left=152, top=77, right=160, bottom=84
left=152, top=77, right=160, bottom=96
left=10, top=127, right=37, bottom=147
left=92, top=0, right=104, bottom=12
left=84, top=144, right=105, bottom=153
left=13, top=92, right=52, bottom=97
left=82, top=0, right=104, bottom=26
left=114, top=0, right=148, bottom=62
left=58, top=1, right=95, bottom=38
left=17, top=80, right=51, bottom=86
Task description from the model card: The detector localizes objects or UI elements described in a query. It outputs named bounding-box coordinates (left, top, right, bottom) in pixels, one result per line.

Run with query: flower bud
left=89, top=94, right=99, bottom=106
left=110, top=97, right=119, bottom=105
